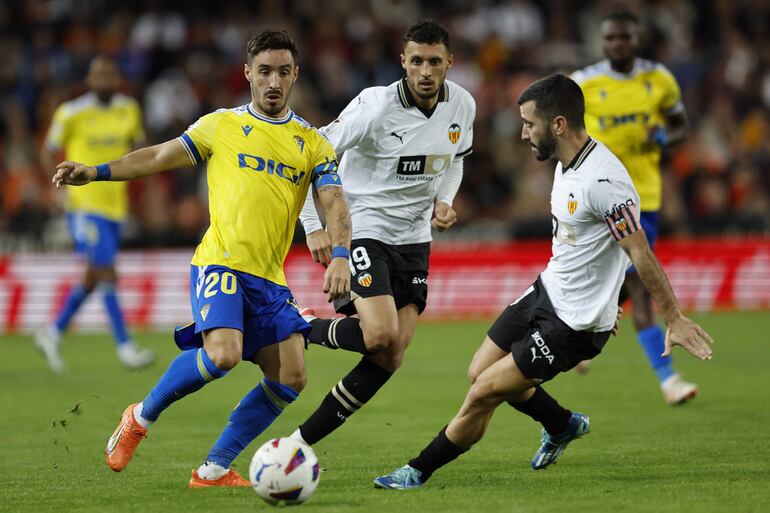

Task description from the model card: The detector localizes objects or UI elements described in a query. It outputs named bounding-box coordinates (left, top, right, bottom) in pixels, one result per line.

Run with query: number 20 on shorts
left=203, top=271, right=237, bottom=298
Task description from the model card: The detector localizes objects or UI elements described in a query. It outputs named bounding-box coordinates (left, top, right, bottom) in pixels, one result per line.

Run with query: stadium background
left=0, top=0, right=769, bottom=331
left=2, top=3, right=770, bottom=512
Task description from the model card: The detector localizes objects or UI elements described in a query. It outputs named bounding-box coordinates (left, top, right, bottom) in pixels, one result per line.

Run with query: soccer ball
left=249, top=437, right=320, bottom=505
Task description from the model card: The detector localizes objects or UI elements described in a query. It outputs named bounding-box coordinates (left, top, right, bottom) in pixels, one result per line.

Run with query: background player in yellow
left=571, top=11, right=695, bottom=404
left=52, top=31, right=352, bottom=487
left=36, top=56, right=154, bottom=372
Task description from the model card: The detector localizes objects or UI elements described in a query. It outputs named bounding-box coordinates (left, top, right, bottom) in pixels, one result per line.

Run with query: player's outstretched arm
left=619, top=231, right=713, bottom=360
left=316, top=184, right=351, bottom=301
left=52, top=139, right=194, bottom=188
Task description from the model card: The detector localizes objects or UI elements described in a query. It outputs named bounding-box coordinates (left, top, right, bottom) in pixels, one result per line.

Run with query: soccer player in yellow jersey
left=36, top=56, right=154, bottom=372
left=571, top=11, right=696, bottom=405
left=53, top=31, right=352, bottom=487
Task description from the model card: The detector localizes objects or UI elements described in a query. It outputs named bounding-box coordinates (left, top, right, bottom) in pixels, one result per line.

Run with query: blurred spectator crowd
left=1, top=0, right=769, bottom=252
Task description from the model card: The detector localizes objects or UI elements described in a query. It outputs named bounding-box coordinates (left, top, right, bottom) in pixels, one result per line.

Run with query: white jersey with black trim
left=540, top=138, right=642, bottom=332
left=303, top=77, right=475, bottom=245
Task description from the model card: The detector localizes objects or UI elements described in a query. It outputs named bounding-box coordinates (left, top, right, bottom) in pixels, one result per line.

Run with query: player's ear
left=293, top=65, right=300, bottom=82
left=244, top=63, right=252, bottom=82
left=552, top=115, right=567, bottom=136
left=400, top=53, right=406, bottom=71
left=446, top=53, right=454, bottom=70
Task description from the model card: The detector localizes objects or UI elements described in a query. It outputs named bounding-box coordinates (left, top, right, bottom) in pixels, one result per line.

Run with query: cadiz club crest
left=448, top=123, right=461, bottom=144
left=567, top=193, right=578, bottom=215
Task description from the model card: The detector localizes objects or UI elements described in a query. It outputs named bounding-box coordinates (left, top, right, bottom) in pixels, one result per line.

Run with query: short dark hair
left=247, top=30, right=298, bottom=63
left=603, top=10, right=640, bottom=25
left=403, top=19, right=449, bottom=49
left=517, top=74, right=585, bottom=129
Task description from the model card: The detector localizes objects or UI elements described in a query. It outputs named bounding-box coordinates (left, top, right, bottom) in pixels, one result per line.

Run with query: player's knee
left=280, top=369, right=307, bottom=393
left=632, top=309, right=654, bottom=330
left=362, top=323, right=398, bottom=353
left=467, top=364, right=481, bottom=385
left=206, top=347, right=240, bottom=371
left=381, top=346, right=406, bottom=371
left=466, top=380, right=495, bottom=410
left=203, top=339, right=241, bottom=370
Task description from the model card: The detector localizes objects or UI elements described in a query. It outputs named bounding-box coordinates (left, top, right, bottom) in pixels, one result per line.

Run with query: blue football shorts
left=174, top=264, right=310, bottom=360
left=67, top=212, right=122, bottom=267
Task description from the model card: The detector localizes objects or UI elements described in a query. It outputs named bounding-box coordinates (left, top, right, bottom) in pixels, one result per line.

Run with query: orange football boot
left=188, top=468, right=251, bottom=488
left=105, top=403, right=147, bottom=472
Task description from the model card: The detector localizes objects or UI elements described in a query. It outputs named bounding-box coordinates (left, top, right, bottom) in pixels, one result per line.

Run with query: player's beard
left=532, top=127, right=557, bottom=161
left=255, top=83, right=293, bottom=117
left=257, top=95, right=289, bottom=117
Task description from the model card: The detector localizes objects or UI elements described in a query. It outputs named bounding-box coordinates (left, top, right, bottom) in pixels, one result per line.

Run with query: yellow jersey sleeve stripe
left=179, top=133, right=203, bottom=164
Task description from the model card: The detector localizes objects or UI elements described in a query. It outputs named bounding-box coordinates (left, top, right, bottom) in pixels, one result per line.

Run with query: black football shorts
left=333, top=238, right=430, bottom=316
left=487, top=277, right=611, bottom=382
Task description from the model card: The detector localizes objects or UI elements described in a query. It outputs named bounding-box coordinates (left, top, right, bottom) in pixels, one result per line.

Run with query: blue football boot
left=531, top=412, right=590, bottom=470
left=373, top=464, right=424, bottom=489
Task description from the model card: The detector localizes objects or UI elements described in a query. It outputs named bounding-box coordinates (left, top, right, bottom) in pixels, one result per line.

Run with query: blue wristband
left=95, top=163, right=112, bottom=181
left=331, top=246, right=350, bottom=260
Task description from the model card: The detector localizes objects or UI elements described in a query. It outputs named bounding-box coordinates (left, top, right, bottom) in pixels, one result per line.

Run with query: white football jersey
left=302, top=78, right=475, bottom=244
left=540, top=138, right=642, bottom=332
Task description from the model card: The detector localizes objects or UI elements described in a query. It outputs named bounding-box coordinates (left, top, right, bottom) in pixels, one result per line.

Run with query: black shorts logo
left=531, top=330, right=555, bottom=364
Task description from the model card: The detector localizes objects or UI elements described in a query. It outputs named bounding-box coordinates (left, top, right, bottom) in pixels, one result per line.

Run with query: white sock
left=133, top=403, right=153, bottom=429
left=289, top=428, right=308, bottom=444
left=197, top=461, right=229, bottom=480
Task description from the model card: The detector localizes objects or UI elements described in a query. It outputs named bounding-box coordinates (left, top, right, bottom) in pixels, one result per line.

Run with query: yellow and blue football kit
left=573, top=59, right=685, bottom=386
left=46, top=92, right=144, bottom=265
left=46, top=92, right=145, bottom=348
left=175, top=104, right=340, bottom=358
left=572, top=58, right=683, bottom=214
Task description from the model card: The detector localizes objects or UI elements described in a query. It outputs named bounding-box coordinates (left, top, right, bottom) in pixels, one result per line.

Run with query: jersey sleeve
left=178, top=111, right=221, bottom=164
left=310, top=136, right=341, bottom=189
left=655, top=64, right=685, bottom=115
left=45, top=104, right=70, bottom=151
left=455, top=95, right=476, bottom=159
left=319, top=90, right=378, bottom=154
left=587, top=169, right=643, bottom=242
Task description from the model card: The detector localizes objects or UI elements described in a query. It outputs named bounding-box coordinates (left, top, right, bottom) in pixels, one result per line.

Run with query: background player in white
left=291, top=20, right=476, bottom=447
left=373, top=74, right=713, bottom=490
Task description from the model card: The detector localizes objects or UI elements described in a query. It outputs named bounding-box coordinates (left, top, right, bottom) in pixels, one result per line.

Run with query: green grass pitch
left=2, top=311, right=769, bottom=513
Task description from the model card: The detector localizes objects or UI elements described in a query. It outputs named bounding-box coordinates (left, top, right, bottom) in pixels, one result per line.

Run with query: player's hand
left=431, top=202, right=457, bottom=232
left=663, top=315, right=714, bottom=360
left=323, top=257, right=350, bottom=302
left=612, top=306, right=623, bottom=336
left=306, top=229, right=332, bottom=267
left=52, top=161, right=96, bottom=188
